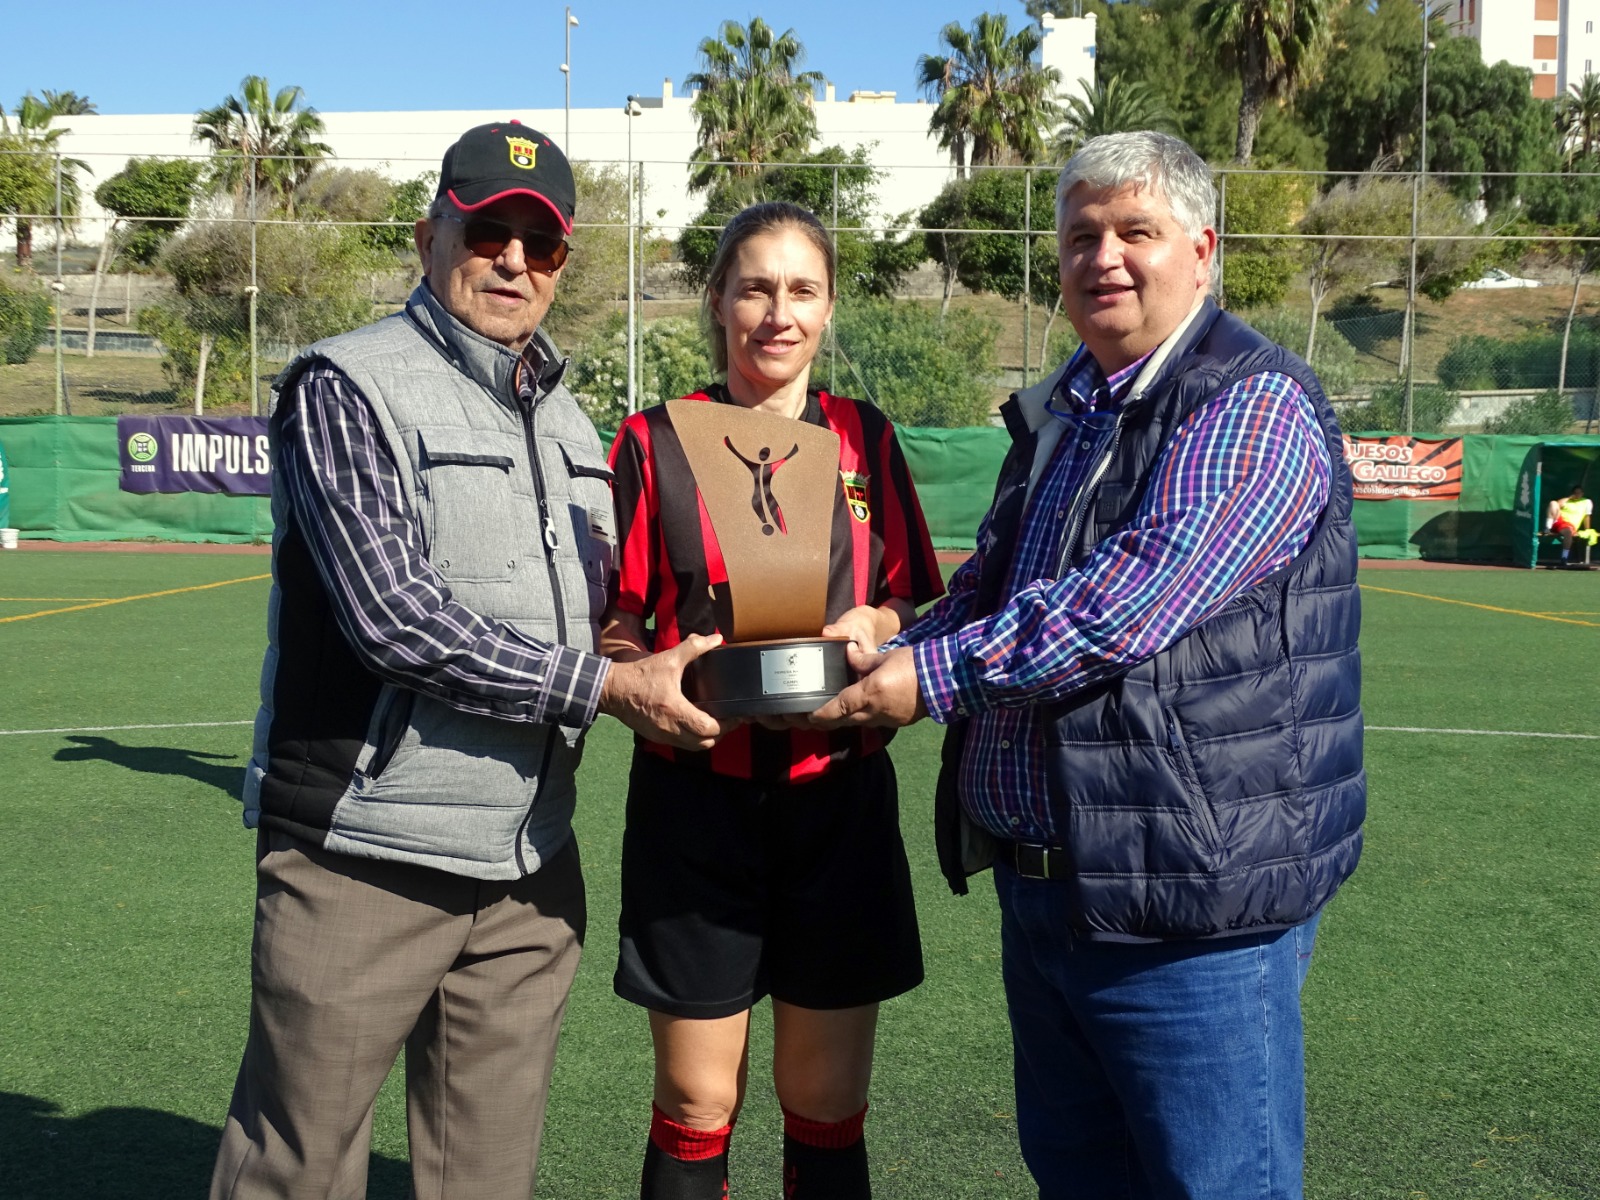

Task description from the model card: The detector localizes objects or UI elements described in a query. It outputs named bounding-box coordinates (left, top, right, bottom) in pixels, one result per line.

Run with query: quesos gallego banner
left=118, top=416, right=271, bottom=496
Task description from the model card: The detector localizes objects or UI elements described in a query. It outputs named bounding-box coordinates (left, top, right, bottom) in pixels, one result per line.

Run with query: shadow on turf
left=1, top=1091, right=414, bottom=1198
left=53, top=736, right=244, bottom=800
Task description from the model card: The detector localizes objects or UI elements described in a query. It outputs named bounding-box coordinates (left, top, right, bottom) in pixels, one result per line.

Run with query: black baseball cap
left=436, top=121, right=575, bottom=235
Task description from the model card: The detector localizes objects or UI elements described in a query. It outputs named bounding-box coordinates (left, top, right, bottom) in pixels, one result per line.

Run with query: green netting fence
left=0, top=416, right=272, bottom=544
left=3, top=416, right=1598, bottom=561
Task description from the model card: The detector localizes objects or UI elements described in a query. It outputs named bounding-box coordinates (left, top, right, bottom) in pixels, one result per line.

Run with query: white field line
left=1368, top=725, right=1600, bottom=741
left=0, top=720, right=253, bottom=737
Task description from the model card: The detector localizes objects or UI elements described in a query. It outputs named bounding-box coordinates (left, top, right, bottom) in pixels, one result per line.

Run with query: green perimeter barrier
left=895, top=426, right=1009, bottom=550
left=5, top=415, right=1597, bottom=560
left=0, top=416, right=272, bottom=544
left=1355, top=433, right=1600, bottom=561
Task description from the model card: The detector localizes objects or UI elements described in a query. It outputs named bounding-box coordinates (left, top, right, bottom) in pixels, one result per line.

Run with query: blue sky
left=13, top=1, right=1042, bottom=115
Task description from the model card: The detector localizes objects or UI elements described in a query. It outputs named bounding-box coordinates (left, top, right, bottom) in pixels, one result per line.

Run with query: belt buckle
left=1017, top=841, right=1053, bottom=880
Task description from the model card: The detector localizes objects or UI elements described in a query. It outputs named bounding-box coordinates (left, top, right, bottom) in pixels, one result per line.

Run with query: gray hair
left=1056, top=131, right=1218, bottom=282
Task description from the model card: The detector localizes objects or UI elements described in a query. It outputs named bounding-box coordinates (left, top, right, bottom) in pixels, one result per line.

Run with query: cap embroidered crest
left=506, top=137, right=538, bottom=169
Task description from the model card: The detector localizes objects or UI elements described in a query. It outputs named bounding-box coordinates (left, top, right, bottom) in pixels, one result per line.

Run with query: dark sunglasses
left=436, top=213, right=569, bottom=271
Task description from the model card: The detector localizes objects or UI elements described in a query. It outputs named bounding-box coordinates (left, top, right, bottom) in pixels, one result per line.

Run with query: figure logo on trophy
left=666, top=399, right=853, bottom=716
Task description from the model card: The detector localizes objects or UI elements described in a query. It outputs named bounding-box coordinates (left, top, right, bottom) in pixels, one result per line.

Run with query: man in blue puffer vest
left=815, top=131, right=1363, bottom=1198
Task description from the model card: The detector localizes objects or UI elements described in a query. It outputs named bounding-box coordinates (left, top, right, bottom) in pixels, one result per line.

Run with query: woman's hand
left=820, top=599, right=913, bottom=653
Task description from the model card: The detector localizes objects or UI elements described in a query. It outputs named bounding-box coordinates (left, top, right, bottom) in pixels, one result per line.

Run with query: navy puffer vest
left=935, top=301, right=1365, bottom=942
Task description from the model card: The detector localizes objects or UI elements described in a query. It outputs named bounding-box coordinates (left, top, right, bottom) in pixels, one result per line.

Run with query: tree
left=917, top=13, right=1062, bottom=177
left=1221, top=165, right=1313, bottom=310
left=1069, top=0, right=1324, bottom=169
left=545, top=160, right=631, bottom=337
left=95, top=157, right=204, bottom=267
left=295, top=166, right=437, bottom=254
left=146, top=213, right=380, bottom=409
left=193, top=76, right=333, bottom=213
left=88, top=157, right=203, bottom=356
left=1195, top=0, right=1336, bottom=164
left=1054, top=73, right=1179, bottom=159
left=0, top=92, right=92, bottom=268
left=918, top=168, right=1061, bottom=362
left=1299, top=0, right=1425, bottom=172
left=1297, top=175, right=1410, bottom=361
left=1553, top=218, right=1600, bottom=394
left=1420, top=38, right=1560, bottom=211
left=1558, top=72, right=1600, bottom=164
left=685, top=18, right=823, bottom=195
left=37, top=90, right=96, bottom=116
left=677, top=146, right=921, bottom=300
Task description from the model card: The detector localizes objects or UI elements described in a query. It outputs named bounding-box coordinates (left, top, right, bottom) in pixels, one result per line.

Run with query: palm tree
left=193, top=75, right=332, bottom=213
left=1054, top=74, right=1179, bottom=160
left=1196, top=0, right=1335, bottom=164
left=685, top=18, right=824, bottom=195
left=917, top=12, right=1062, bottom=178
left=38, top=90, right=96, bottom=116
left=0, top=92, right=92, bottom=268
left=1560, top=72, right=1600, bottom=163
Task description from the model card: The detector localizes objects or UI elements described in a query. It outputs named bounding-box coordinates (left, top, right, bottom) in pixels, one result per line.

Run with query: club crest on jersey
left=506, top=137, right=539, bottom=169
left=841, top=471, right=871, bottom=522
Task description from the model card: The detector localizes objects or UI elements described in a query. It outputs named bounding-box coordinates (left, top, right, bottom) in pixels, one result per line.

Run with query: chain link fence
left=3, top=151, right=1598, bottom=434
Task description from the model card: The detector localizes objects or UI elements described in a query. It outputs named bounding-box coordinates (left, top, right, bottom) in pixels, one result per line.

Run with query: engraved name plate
left=761, top=644, right=828, bottom=696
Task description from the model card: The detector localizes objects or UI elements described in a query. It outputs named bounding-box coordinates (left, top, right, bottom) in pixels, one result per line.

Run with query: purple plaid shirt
left=892, top=344, right=1332, bottom=843
left=278, top=360, right=609, bottom=729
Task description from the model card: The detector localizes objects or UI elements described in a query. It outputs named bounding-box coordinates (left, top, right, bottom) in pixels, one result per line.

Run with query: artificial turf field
left=2, top=550, right=1597, bottom=1199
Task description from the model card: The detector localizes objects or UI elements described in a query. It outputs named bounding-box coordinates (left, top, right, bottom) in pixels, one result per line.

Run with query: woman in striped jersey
left=601, top=201, right=945, bottom=1200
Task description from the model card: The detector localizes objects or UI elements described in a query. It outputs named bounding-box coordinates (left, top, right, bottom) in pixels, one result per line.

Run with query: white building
left=1447, top=0, right=1600, bottom=99
left=22, top=16, right=1096, bottom=246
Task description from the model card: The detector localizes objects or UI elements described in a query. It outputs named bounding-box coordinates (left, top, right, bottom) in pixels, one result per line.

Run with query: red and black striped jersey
left=608, top=385, right=945, bottom=783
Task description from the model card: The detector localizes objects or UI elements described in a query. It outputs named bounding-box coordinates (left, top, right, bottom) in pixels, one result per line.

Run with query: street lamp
left=1405, top=0, right=1434, bottom=434
left=625, top=95, right=643, bottom=414
left=562, top=8, right=579, bottom=155
left=1420, top=1, right=1433, bottom=176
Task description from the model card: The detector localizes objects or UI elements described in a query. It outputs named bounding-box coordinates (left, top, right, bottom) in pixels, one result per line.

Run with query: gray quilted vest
left=243, top=282, right=614, bottom=879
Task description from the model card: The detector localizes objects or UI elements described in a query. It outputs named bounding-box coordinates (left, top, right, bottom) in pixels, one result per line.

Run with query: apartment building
left=1447, top=0, right=1600, bottom=98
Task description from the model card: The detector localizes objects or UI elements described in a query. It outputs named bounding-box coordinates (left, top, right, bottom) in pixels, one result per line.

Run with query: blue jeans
left=994, top=864, right=1320, bottom=1200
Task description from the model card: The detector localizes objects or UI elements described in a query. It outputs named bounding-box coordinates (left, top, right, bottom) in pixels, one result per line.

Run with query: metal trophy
left=667, top=398, right=852, bottom=717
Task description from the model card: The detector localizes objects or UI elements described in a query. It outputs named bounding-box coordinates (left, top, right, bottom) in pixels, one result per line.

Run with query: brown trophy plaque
left=667, top=398, right=852, bottom=717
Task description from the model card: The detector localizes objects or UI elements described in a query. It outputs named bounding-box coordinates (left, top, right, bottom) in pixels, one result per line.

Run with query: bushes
left=0, top=273, right=52, bottom=364
left=1482, top=390, right=1575, bottom=436
left=831, top=299, right=999, bottom=428
left=570, top=302, right=999, bottom=430
left=1340, top=382, right=1460, bottom=432
left=136, top=303, right=253, bottom=408
left=1240, top=307, right=1362, bottom=396
left=568, top=314, right=712, bottom=430
left=1437, top=329, right=1600, bottom=391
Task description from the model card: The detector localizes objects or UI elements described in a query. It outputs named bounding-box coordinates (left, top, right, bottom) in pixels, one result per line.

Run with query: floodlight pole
left=1404, top=0, right=1432, bottom=434
left=562, top=9, right=579, bottom=156
left=625, top=96, right=642, bottom=414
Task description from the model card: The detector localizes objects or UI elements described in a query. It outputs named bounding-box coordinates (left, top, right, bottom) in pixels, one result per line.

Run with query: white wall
left=27, top=20, right=1100, bottom=248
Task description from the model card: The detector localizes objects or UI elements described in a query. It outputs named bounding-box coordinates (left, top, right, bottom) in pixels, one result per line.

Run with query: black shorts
left=614, top=749, right=924, bottom=1019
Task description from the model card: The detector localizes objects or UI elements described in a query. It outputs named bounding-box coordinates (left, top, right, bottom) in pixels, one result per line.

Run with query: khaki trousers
left=209, top=829, right=586, bottom=1200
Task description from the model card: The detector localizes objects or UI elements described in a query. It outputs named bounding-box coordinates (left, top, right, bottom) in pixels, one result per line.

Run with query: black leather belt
left=996, top=840, right=1068, bottom=881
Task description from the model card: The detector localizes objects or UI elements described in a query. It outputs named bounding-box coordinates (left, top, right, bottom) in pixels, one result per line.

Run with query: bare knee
left=649, top=1010, right=749, bottom=1131
left=653, top=1077, right=741, bottom=1131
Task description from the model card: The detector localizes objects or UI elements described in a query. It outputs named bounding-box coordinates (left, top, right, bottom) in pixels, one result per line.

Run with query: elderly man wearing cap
left=210, top=124, right=727, bottom=1200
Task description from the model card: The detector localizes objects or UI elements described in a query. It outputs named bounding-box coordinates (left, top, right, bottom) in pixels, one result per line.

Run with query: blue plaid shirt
left=891, top=345, right=1332, bottom=843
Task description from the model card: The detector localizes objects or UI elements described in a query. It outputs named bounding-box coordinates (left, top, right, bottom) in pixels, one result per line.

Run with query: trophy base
left=684, top=637, right=853, bottom=717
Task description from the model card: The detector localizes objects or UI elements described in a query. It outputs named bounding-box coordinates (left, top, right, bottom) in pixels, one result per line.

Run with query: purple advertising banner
left=118, top=416, right=272, bottom=496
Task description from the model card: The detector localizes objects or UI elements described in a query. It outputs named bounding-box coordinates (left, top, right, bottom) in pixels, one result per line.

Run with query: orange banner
left=1341, top=436, right=1463, bottom=501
